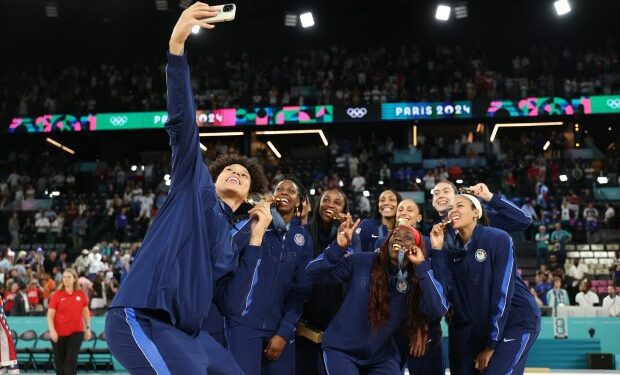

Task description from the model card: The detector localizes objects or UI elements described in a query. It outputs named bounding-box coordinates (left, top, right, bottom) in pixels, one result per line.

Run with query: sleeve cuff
left=487, top=339, right=499, bottom=349
left=166, top=51, right=188, bottom=70
left=276, top=324, right=295, bottom=342
left=325, top=241, right=347, bottom=263
left=415, top=260, right=432, bottom=275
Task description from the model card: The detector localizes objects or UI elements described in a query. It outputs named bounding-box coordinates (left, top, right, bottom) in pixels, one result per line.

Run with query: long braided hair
left=368, top=226, right=430, bottom=353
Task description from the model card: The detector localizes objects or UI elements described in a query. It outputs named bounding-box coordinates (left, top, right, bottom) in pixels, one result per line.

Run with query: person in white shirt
left=350, top=175, right=366, bottom=194
left=35, top=215, right=50, bottom=243
left=575, top=279, right=600, bottom=307
left=566, top=258, right=589, bottom=288
left=602, top=285, right=620, bottom=317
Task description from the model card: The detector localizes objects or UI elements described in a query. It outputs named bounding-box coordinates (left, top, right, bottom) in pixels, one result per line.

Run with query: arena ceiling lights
left=299, top=12, right=315, bottom=28
left=255, top=129, right=328, bottom=147
left=46, top=137, right=75, bottom=155
left=434, top=4, right=451, bottom=21
left=489, top=121, right=563, bottom=143
left=554, top=0, right=572, bottom=16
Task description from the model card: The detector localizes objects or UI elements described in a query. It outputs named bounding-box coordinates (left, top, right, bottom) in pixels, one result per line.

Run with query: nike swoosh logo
left=453, top=258, right=464, bottom=262
left=289, top=339, right=295, bottom=344
left=371, top=235, right=379, bottom=238
left=503, top=338, right=516, bottom=342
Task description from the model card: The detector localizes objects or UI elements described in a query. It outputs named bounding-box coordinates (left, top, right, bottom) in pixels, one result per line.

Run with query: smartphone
left=203, top=4, right=236, bottom=23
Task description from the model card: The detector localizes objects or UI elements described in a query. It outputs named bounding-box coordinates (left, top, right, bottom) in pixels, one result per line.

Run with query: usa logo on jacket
left=475, top=249, right=487, bottom=262
left=294, top=233, right=305, bottom=246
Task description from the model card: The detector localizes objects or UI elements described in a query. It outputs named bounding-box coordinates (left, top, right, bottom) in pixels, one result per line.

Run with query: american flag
left=0, top=299, right=18, bottom=373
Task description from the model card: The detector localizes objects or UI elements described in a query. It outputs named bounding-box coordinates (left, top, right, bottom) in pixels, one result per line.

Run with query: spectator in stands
left=114, top=207, right=129, bottom=241
left=11, top=282, right=29, bottom=316
left=582, top=202, right=599, bottom=241
left=535, top=272, right=552, bottom=305
left=0, top=251, right=12, bottom=274
left=26, top=279, right=44, bottom=312
left=47, top=268, right=91, bottom=375
left=42, top=272, right=56, bottom=307
left=575, top=279, right=599, bottom=307
left=546, top=276, right=569, bottom=316
left=73, top=249, right=90, bottom=275
left=90, top=273, right=107, bottom=316
left=603, top=203, right=615, bottom=228
left=566, top=258, right=589, bottom=292
left=8, top=212, right=19, bottom=248
left=602, top=285, right=620, bottom=317
left=35, top=213, right=50, bottom=244
left=3, top=282, right=18, bottom=315
left=535, top=225, right=550, bottom=267
left=548, top=254, right=565, bottom=279
left=550, top=222, right=572, bottom=255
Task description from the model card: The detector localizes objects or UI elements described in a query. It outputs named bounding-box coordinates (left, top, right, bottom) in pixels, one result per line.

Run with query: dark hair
left=208, top=154, right=269, bottom=194
left=310, top=188, right=349, bottom=254
left=368, top=228, right=430, bottom=353
left=274, top=174, right=309, bottom=216
left=374, top=189, right=403, bottom=219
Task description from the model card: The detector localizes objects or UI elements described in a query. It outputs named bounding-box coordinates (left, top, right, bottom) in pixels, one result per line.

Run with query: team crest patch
left=294, top=233, right=305, bottom=246
left=475, top=249, right=487, bottom=262
left=76, top=296, right=81, bottom=301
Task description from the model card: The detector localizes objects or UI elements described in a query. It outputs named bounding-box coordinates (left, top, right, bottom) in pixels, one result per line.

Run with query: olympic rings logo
left=606, top=99, right=620, bottom=109
left=346, top=107, right=368, bottom=118
left=109, top=116, right=128, bottom=126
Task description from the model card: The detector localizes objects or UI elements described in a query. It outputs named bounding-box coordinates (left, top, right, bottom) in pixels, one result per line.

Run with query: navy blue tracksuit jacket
left=438, top=225, right=540, bottom=374
left=358, top=218, right=389, bottom=252
left=305, top=241, right=449, bottom=364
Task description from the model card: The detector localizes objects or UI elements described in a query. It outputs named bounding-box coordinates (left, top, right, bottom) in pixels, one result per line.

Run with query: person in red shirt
left=26, top=279, right=44, bottom=311
left=3, top=283, right=18, bottom=315
left=47, top=268, right=91, bottom=375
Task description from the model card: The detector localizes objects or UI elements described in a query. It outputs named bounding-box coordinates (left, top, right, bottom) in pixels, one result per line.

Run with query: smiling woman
left=358, top=189, right=403, bottom=252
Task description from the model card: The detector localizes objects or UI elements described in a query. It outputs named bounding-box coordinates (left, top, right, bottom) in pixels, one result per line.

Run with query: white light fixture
left=141, top=165, right=145, bottom=171
left=164, top=174, right=171, bottom=181
left=155, top=0, right=168, bottom=11
left=554, top=0, right=571, bottom=16
left=165, top=179, right=171, bottom=186
left=45, top=1, right=59, bottom=18
left=490, top=121, right=563, bottom=142
left=454, top=2, right=468, bottom=19
left=378, top=180, right=384, bottom=185
left=51, top=191, right=60, bottom=197
left=267, top=141, right=282, bottom=158
left=179, top=0, right=193, bottom=9
left=543, top=140, right=551, bottom=151
left=559, top=174, right=568, bottom=182
left=131, top=165, right=137, bottom=172
left=200, top=143, right=207, bottom=152
left=416, top=178, right=422, bottom=184
left=597, top=176, right=609, bottom=184
left=284, top=12, right=298, bottom=27
left=318, top=130, right=329, bottom=146
left=339, top=180, right=344, bottom=187
left=46, top=137, right=75, bottom=155
left=310, top=188, right=316, bottom=196
left=255, top=129, right=328, bottom=147
left=199, top=132, right=244, bottom=137
left=456, top=179, right=463, bottom=184
left=412, top=125, right=418, bottom=147
left=191, top=25, right=200, bottom=34
left=363, top=190, right=370, bottom=197
left=300, top=12, right=315, bottom=28
left=435, top=5, right=451, bottom=21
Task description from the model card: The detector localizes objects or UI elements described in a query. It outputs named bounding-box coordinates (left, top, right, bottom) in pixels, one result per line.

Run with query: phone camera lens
left=223, top=4, right=233, bottom=12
